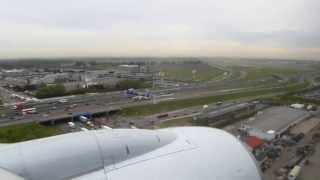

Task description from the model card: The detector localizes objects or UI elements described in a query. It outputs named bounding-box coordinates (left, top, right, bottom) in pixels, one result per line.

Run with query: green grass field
left=265, top=85, right=320, bottom=105
left=121, top=82, right=308, bottom=117
left=239, top=66, right=304, bottom=80
left=0, top=123, right=62, bottom=143
left=160, top=63, right=224, bottom=82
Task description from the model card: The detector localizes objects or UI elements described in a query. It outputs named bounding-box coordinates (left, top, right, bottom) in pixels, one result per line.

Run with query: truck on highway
left=11, top=102, right=24, bottom=111
left=132, top=95, right=149, bottom=101
left=126, top=88, right=151, bottom=99
left=58, top=98, right=68, bottom=103
left=157, top=113, right=169, bottom=119
left=126, top=88, right=138, bottom=98
left=22, top=107, right=37, bottom=114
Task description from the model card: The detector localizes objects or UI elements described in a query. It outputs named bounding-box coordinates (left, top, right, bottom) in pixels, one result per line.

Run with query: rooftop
left=243, top=136, right=263, bottom=150
left=246, top=106, right=309, bottom=133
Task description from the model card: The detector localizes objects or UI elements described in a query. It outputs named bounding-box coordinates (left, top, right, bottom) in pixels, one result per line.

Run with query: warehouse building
left=241, top=106, right=312, bottom=141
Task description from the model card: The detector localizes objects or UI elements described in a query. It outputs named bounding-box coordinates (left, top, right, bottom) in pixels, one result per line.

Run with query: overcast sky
left=0, top=0, right=319, bottom=59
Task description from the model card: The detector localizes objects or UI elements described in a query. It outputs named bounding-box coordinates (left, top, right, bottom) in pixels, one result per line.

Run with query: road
left=0, top=67, right=314, bottom=126
left=0, top=81, right=296, bottom=126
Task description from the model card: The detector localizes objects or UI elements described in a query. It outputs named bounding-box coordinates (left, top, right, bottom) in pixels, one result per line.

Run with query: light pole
left=192, top=69, right=197, bottom=82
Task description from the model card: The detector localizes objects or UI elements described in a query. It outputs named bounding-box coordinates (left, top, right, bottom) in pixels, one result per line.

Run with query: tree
left=35, top=84, right=66, bottom=98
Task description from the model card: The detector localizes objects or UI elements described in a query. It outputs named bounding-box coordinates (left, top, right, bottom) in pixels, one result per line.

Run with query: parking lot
left=298, top=142, right=320, bottom=180
left=261, top=117, right=320, bottom=180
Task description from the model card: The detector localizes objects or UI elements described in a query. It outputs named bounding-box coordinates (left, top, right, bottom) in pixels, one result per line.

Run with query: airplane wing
left=0, top=168, right=25, bottom=180
left=0, top=127, right=262, bottom=180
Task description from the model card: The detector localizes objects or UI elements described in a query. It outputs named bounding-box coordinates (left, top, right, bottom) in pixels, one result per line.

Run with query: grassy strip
left=212, top=111, right=257, bottom=129
left=157, top=117, right=193, bottom=128
left=238, top=66, right=304, bottom=80
left=264, top=85, right=320, bottom=105
left=121, top=83, right=308, bottom=117
left=161, top=63, right=224, bottom=82
left=0, top=123, right=62, bottom=143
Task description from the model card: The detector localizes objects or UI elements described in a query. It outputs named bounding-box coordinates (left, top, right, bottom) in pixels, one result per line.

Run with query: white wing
left=0, top=168, right=25, bottom=180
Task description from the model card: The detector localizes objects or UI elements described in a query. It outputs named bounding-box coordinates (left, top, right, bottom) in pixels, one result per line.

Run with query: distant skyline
left=1, top=0, right=319, bottom=60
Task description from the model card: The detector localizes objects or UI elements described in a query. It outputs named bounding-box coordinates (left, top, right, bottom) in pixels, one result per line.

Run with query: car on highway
left=58, top=99, right=68, bottom=103
left=70, top=104, right=78, bottom=108
left=132, top=95, right=149, bottom=101
left=68, top=122, right=76, bottom=128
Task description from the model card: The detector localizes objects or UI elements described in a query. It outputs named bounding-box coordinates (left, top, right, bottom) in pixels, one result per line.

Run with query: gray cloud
left=0, top=0, right=319, bottom=59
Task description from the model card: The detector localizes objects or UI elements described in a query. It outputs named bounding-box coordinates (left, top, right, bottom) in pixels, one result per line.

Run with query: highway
left=0, top=68, right=314, bottom=127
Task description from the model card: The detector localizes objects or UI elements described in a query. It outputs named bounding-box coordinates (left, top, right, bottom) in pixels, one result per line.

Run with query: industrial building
left=241, top=106, right=312, bottom=141
left=192, top=102, right=257, bottom=127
